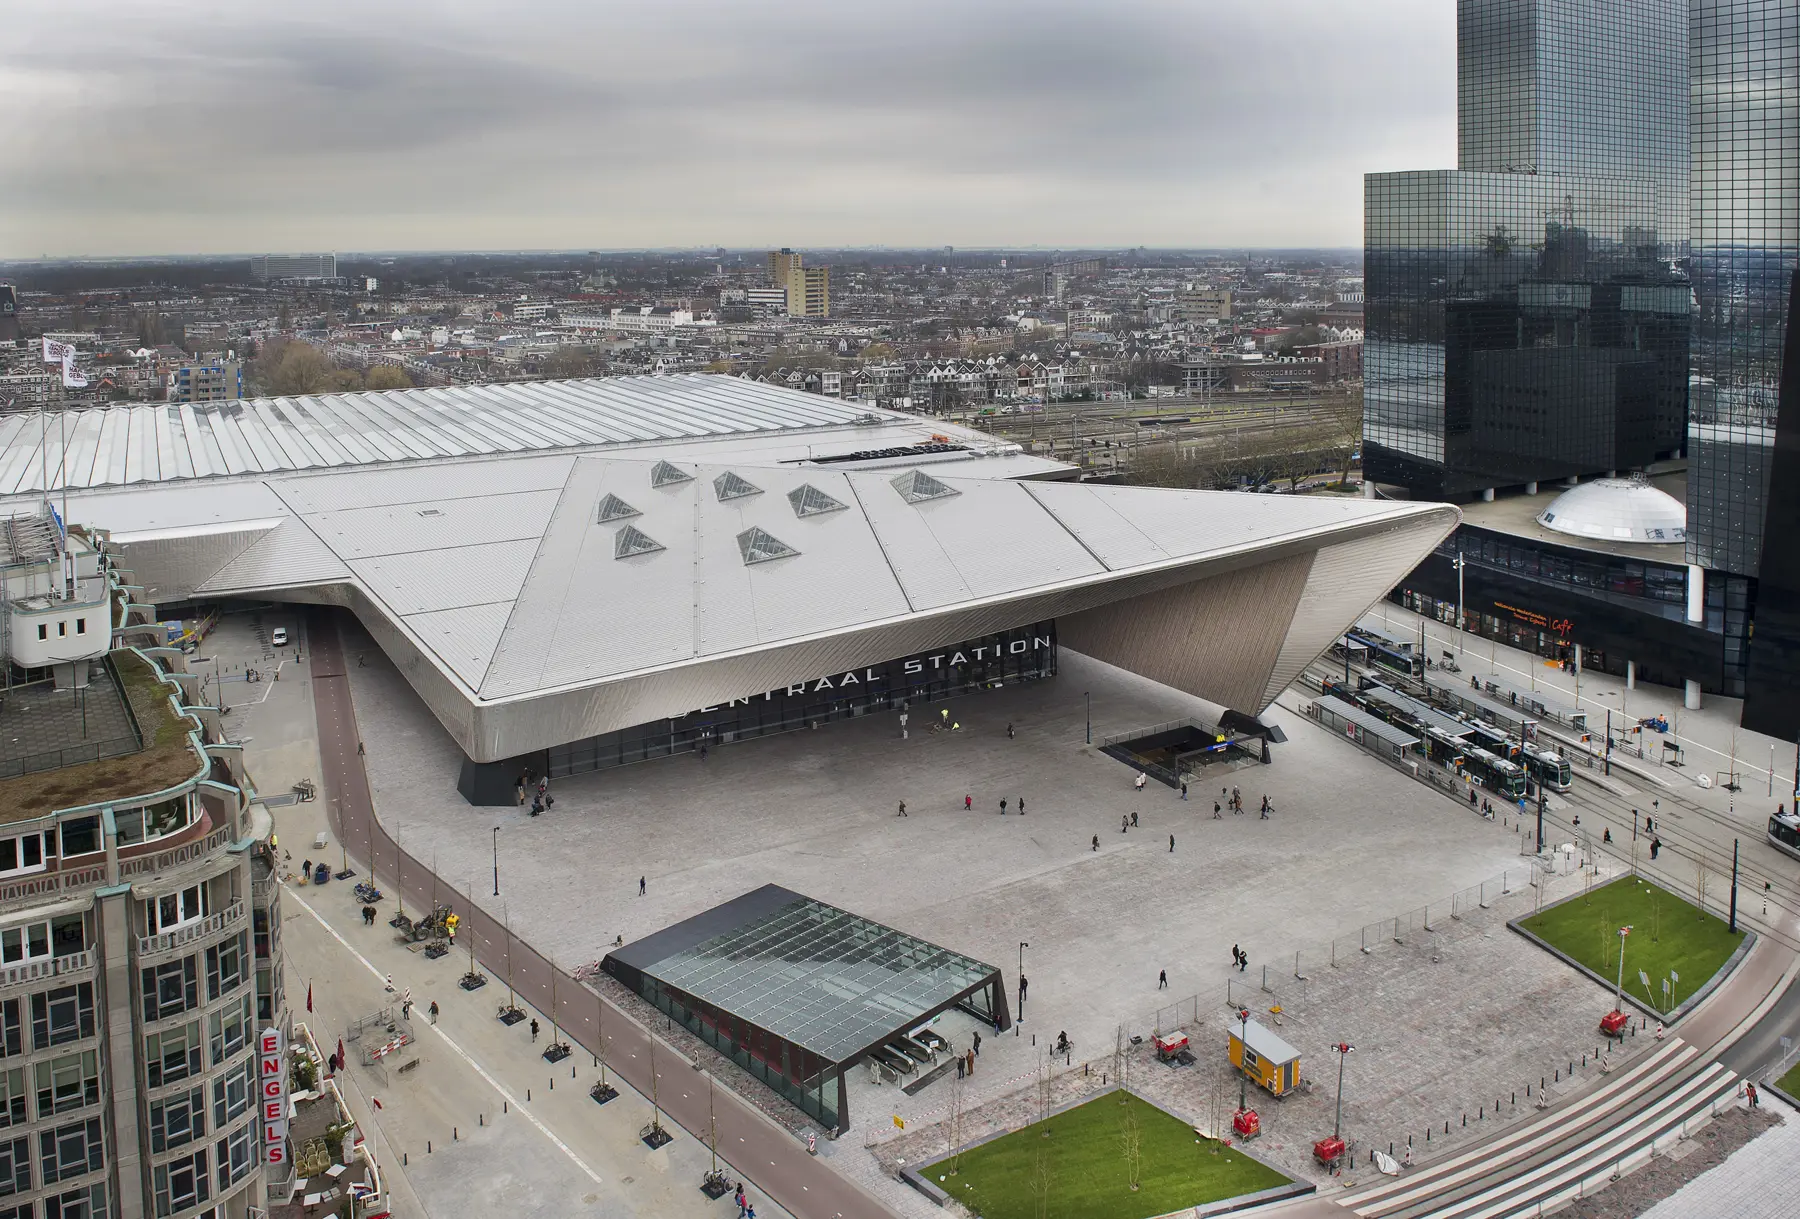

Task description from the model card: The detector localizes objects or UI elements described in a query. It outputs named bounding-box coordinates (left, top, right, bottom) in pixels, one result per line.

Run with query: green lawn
left=1518, top=875, right=1745, bottom=1016
left=1777, top=1060, right=1800, bottom=1099
left=928, top=1092, right=1290, bottom=1219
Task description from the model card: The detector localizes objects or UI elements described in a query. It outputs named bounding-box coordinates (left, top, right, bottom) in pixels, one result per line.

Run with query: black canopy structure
left=604, top=885, right=1008, bottom=1130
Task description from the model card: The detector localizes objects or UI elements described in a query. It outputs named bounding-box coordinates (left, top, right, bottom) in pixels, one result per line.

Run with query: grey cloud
left=0, top=0, right=1453, bottom=256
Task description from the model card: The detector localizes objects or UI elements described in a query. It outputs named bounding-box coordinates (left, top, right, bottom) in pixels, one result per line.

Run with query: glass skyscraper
left=1690, top=0, right=1800, bottom=727
left=1365, top=0, right=1691, bottom=500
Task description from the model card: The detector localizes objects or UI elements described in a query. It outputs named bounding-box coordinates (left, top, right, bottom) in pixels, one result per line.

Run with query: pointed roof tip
left=737, top=526, right=799, bottom=565
left=650, top=460, right=693, bottom=487
left=891, top=468, right=959, bottom=504
left=614, top=524, right=665, bottom=559
left=787, top=483, right=848, bottom=518
left=596, top=493, right=640, bottom=524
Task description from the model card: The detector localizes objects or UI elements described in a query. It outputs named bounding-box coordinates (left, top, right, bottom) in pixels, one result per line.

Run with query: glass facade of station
left=547, top=621, right=1056, bottom=778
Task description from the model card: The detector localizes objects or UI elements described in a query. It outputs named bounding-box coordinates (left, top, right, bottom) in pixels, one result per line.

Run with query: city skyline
left=2, top=0, right=1454, bottom=258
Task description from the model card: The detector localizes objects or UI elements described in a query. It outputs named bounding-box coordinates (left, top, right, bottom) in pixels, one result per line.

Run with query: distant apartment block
left=0, top=284, right=17, bottom=344
left=1176, top=287, right=1232, bottom=322
left=767, top=249, right=830, bottom=318
left=168, top=361, right=243, bottom=404
left=248, top=254, right=337, bottom=281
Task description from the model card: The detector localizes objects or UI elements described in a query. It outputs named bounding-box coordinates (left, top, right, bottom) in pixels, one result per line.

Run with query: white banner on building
left=259, top=1027, right=289, bottom=1165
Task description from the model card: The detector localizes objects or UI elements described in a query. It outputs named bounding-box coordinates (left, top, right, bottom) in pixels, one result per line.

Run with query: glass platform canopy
left=604, top=885, right=1007, bottom=1131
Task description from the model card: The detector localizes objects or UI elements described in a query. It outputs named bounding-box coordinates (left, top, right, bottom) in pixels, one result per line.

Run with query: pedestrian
left=530, top=1018, right=540, bottom=1042
left=1572, top=813, right=1581, bottom=828
left=1232, top=785, right=1241, bottom=811
left=1650, top=836, right=1661, bottom=860
left=530, top=797, right=542, bottom=817
left=736, top=1186, right=747, bottom=1217
left=1213, top=801, right=1222, bottom=819
left=1091, top=835, right=1099, bottom=852
left=1180, top=780, right=1188, bottom=800
left=1007, top=722, right=1015, bottom=740
left=362, top=905, right=375, bottom=926
left=973, top=1031, right=981, bottom=1057
left=1130, top=810, right=1138, bottom=827
left=1158, top=969, right=1168, bottom=990
left=1231, top=943, right=1239, bottom=968
left=428, top=1000, right=439, bottom=1024
left=301, top=858, right=312, bottom=881
left=1239, top=951, right=1247, bottom=973
left=1747, top=1082, right=1759, bottom=1108
left=699, top=743, right=708, bottom=762
left=1019, top=976, right=1028, bottom=1003
left=1259, top=800, right=1270, bottom=820
left=1000, top=798, right=1008, bottom=814
left=897, top=800, right=907, bottom=817
left=965, top=1048, right=975, bottom=1077
left=1169, top=834, right=1175, bottom=852
left=1655, top=1021, right=1665, bottom=1040
left=941, top=708, right=949, bottom=725
left=965, top=794, right=972, bottom=811
left=639, top=876, right=646, bottom=896
left=1134, top=771, right=1147, bottom=792
left=957, top=1054, right=965, bottom=1079
left=1602, top=827, right=1612, bottom=844
left=1121, top=814, right=1129, bottom=834
left=1017, top=796, right=1024, bottom=815
left=358, top=654, right=366, bottom=668
left=516, top=786, right=525, bottom=806
left=357, top=741, right=365, bottom=757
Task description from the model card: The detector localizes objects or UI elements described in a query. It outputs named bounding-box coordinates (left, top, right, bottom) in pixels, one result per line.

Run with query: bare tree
left=365, top=365, right=413, bottom=391
left=1117, top=1094, right=1143, bottom=1192
left=1320, top=386, right=1364, bottom=487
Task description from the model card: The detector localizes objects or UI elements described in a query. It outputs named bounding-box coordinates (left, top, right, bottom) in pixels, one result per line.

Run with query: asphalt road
left=304, top=606, right=898, bottom=1219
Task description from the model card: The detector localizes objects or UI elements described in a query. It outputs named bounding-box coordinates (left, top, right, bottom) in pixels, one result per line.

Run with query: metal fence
left=0, top=734, right=139, bottom=780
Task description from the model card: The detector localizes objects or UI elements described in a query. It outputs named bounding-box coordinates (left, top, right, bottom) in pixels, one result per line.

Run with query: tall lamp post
left=1452, top=551, right=1466, bottom=654
left=1330, top=1042, right=1353, bottom=1142
left=491, top=826, right=500, bottom=896
left=1084, top=692, right=1091, bottom=745
left=1017, top=942, right=1028, bottom=1033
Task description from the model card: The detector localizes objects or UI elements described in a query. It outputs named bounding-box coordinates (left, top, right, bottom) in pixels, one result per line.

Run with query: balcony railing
left=137, top=902, right=245, bottom=958
left=0, top=866, right=109, bottom=910
left=118, top=824, right=234, bottom=881
left=0, top=951, right=95, bottom=992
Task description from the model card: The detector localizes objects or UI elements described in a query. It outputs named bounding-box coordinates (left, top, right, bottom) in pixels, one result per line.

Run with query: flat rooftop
left=607, top=884, right=998, bottom=1065
left=1456, top=469, right=1689, bottom=561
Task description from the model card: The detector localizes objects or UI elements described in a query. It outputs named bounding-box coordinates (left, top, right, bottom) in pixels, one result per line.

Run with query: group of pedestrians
left=940, top=793, right=1027, bottom=815
left=514, top=770, right=554, bottom=814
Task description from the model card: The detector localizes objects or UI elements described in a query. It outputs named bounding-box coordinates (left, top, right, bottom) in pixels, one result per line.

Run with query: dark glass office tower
left=1692, top=0, right=1800, bottom=728
left=1365, top=0, right=1690, bottom=501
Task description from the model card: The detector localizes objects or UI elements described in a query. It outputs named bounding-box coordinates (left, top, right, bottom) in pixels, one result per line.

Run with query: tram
left=1520, top=744, right=1573, bottom=793
left=1769, top=809, right=1800, bottom=862
left=1465, top=720, right=1521, bottom=760
left=1460, top=747, right=1529, bottom=800
left=1345, top=625, right=1423, bottom=679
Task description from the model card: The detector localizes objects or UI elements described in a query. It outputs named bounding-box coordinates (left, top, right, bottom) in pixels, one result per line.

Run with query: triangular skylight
left=787, top=484, right=847, bottom=518
left=891, top=469, right=960, bottom=504
left=850, top=412, right=886, bottom=426
left=596, top=493, right=640, bottom=524
left=614, top=525, right=665, bottom=559
left=737, top=527, right=799, bottom=565
left=714, top=471, right=763, bottom=502
left=650, top=461, right=693, bottom=488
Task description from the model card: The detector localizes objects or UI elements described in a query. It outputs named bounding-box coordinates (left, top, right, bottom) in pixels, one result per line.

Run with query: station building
left=0, top=376, right=1459, bottom=804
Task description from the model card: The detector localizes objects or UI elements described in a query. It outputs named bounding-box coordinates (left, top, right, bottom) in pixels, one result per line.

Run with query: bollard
left=1555, top=1070, right=1560, bottom=1082
left=504, top=1101, right=508, bottom=1114
left=454, top=1127, right=458, bottom=1141
left=572, top=1066, right=577, bottom=1078
left=1582, top=1054, right=1587, bottom=1067
left=1462, top=1114, right=1467, bottom=1127
left=1389, top=1143, right=1394, bottom=1157
left=428, top=1141, right=432, bottom=1154
left=1444, top=1121, right=1449, bottom=1134
left=480, top=1114, right=484, bottom=1127
left=527, top=1089, right=531, bottom=1101
left=1426, top=1129, right=1431, bottom=1143
left=1512, top=1092, right=1516, bottom=1105
left=403, top=1152, right=408, bottom=1167
left=549, top=1078, right=554, bottom=1090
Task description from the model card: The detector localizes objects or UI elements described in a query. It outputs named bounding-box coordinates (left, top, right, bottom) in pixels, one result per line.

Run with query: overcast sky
left=1, top=0, right=1454, bottom=259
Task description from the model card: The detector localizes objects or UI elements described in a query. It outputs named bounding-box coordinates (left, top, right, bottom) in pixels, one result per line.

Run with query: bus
left=1769, top=810, right=1800, bottom=862
left=1520, top=744, right=1572, bottom=793
left=1461, top=747, right=1529, bottom=800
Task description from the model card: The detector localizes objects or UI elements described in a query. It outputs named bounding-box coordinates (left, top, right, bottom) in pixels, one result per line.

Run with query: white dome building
left=1536, top=477, right=1686, bottom=544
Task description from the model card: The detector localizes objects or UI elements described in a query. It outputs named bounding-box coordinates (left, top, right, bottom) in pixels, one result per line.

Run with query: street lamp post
left=1237, top=1008, right=1251, bottom=1113
left=1017, top=942, right=1028, bottom=1033
left=1330, top=1042, right=1353, bottom=1141
left=1614, top=925, right=1632, bottom=1012
left=1084, top=692, right=1091, bottom=745
left=1454, top=551, right=1465, bottom=654
left=491, top=826, right=500, bottom=896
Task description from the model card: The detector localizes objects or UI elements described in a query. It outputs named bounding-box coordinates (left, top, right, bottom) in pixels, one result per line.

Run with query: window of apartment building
left=211, top=1057, right=253, bottom=1127
left=34, top=625, right=44, bottom=641
left=2, top=916, right=82, bottom=968
left=30, top=985, right=93, bottom=1051
left=152, top=1147, right=208, bottom=1216
left=144, top=1022, right=201, bottom=1090
left=214, top=1124, right=252, bottom=1193
left=207, top=996, right=251, bottom=1066
left=0, top=1136, right=27, bottom=1196
left=33, top=1053, right=96, bottom=1119
left=0, top=834, right=48, bottom=879
left=141, top=958, right=198, bottom=1024
left=149, top=1087, right=206, bottom=1153
left=205, top=933, right=246, bottom=1002
left=0, top=1001, right=19, bottom=1059
left=55, top=624, right=64, bottom=639
left=0, top=1073, right=21, bottom=1133
left=116, top=799, right=192, bottom=850
left=56, top=819, right=97, bottom=859
left=44, top=1182, right=106, bottom=1219
left=39, top=1118, right=102, bottom=1184
left=0, top=1201, right=30, bottom=1219
left=74, top=620, right=84, bottom=636
left=148, top=885, right=209, bottom=936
